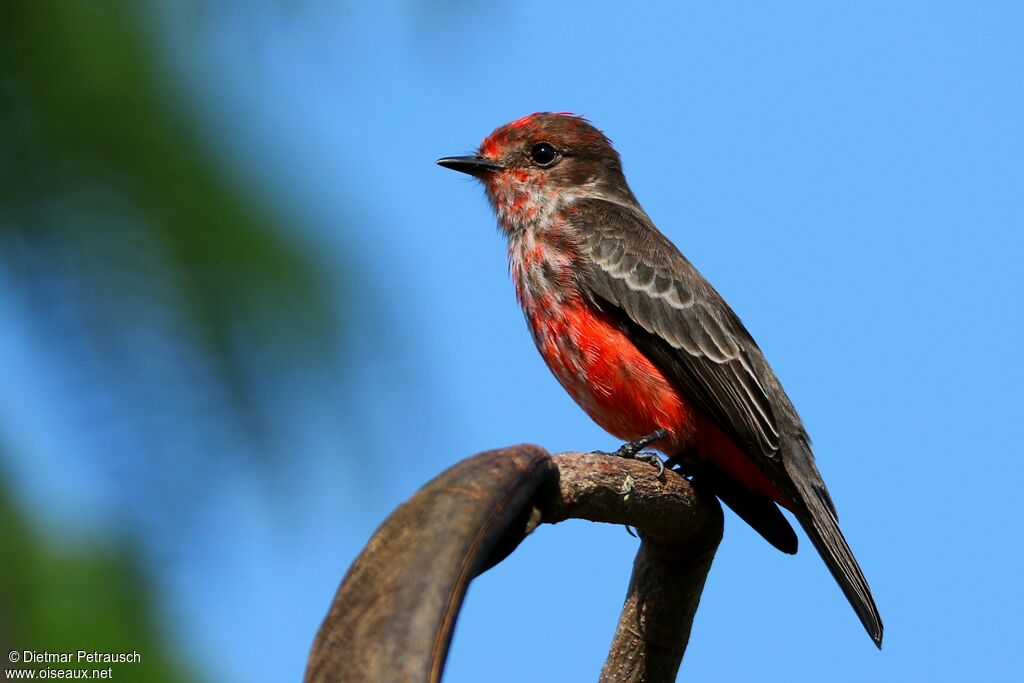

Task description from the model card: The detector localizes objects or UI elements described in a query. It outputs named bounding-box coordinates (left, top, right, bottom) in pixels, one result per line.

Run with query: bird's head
left=438, top=113, right=633, bottom=231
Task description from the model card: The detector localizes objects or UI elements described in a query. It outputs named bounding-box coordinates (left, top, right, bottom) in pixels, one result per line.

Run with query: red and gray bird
left=437, top=112, right=883, bottom=647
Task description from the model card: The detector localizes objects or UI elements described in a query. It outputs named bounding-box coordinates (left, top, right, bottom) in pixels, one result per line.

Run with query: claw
left=633, top=451, right=666, bottom=479
left=594, top=428, right=669, bottom=480
left=612, top=428, right=668, bottom=459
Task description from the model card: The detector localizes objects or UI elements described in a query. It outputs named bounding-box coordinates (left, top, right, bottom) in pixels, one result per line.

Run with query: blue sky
left=5, top=2, right=1021, bottom=681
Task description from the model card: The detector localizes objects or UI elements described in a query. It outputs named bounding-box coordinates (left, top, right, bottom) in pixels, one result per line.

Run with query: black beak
left=436, top=155, right=504, bottom=175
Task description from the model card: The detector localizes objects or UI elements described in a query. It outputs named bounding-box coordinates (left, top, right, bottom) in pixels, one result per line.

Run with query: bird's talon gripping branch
left=614, top=428, right=669, bottom=459
left=632, top=451, right=666, bottom=479
left=595, top=429, right=668, bottom=479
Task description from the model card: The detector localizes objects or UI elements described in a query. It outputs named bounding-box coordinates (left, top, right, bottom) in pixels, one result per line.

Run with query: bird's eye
left=530, top=142, right=558, bottom=167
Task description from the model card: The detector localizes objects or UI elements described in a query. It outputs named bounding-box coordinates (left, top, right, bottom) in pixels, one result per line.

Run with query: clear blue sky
left=9, top=2, right=1023, bottom=681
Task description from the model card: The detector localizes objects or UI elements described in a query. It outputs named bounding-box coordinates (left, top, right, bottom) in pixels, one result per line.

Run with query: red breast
left=527, top=293, right=790, bottom=509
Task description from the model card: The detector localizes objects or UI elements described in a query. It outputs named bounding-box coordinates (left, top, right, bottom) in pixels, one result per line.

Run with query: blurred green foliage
left=0, top=1, right=349, bottom=679
left=0, top=472, right=196, bottom=681
left=0, top=0, right=338, bottom=376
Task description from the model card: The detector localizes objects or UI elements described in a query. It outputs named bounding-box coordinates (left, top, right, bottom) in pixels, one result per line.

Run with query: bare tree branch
left=539, top=453, right=723, bottom=682
left=598, top=535, right=720, bottom=682
left=305, top=446, right=722, bottom=683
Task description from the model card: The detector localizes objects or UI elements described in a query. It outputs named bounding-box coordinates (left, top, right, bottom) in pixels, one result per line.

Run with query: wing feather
left=569, top=198, right=882, bottom=643
left=574, top=198, right=788, bottom=462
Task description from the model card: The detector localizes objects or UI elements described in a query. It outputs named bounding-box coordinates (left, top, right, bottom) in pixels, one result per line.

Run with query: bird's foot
left=612, top=429, right=669, bottom=459
left=594, top=428, right=669, bottom=479
left=627, top=451, right=666, bottom=479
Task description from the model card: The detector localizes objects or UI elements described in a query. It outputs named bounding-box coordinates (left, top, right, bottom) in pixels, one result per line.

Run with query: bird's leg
left=594, top=428, right=668, bottom=479
left=611, top=428, right=668, bottom=459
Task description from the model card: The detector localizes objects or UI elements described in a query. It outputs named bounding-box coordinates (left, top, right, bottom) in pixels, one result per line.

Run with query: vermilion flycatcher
left=438, top=113, right=883, bottom=646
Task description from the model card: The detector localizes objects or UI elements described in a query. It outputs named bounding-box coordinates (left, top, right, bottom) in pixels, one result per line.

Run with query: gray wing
left=573, top=197, right=801, bottom=464
left=573, top=199, right=884, bottom=643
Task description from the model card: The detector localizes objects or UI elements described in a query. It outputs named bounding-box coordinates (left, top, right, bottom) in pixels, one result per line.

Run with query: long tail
left=790, top=470, right=884, bottom=648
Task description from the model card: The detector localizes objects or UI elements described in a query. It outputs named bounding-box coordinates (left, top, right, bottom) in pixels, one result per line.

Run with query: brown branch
left=540, top=453, right=723, bottom=682
left=598, top=538, right=719, bottom=682
left=305, top=446, right=722, bottom=683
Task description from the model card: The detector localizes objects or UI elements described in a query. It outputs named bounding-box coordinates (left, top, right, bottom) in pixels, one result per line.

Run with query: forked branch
left=305, top=446, right=723, bottom=683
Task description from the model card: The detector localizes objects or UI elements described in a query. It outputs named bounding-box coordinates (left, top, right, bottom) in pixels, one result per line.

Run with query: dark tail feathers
left=692, top=460, right=798, bottom=554
left=794, top=481, right=884, bottom=648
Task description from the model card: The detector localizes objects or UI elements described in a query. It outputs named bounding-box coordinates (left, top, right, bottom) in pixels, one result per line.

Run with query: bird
left=437, top=112, right=882, bottom=647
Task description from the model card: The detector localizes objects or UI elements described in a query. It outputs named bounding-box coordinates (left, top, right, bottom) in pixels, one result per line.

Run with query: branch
left=305, top=446, right=722, bottom=683
left=540, top=453, right=723, bottom=682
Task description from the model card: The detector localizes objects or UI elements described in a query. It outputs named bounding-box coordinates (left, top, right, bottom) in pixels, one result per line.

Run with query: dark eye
left=530, top=142, right=558, bottom=166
